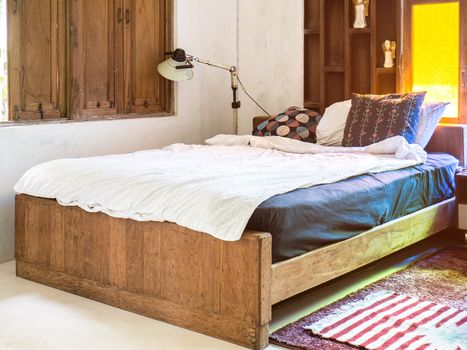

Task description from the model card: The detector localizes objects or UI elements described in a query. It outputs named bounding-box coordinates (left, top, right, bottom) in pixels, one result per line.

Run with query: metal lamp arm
left=187, top=56, right=238, bottom=89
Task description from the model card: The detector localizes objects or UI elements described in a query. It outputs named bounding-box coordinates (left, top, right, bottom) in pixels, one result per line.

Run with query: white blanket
left=14, top=135, right=426, bottom=241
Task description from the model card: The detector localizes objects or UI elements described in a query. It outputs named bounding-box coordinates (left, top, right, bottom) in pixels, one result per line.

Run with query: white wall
left=0, top=0, right=303, bottom=263
left=238, top=0, right=303, bottom=134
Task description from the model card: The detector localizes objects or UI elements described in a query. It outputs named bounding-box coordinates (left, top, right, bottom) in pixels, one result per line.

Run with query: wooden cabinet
left=123, top=0, right=170, bottom=115
left=8, top=0, right=67, bottom=120
left=69, top=0, right=123, bottom=119
left=7, top=0, right=173, bottom=121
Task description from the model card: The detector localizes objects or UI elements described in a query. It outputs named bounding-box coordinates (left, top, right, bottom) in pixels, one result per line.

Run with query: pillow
left=342, top=92, right=426, bottom=147
left=316, top=100, right=352, bottom=146
left=415, top=101, right=449, bottom=148
left=253, top=107, right=321, bottom=143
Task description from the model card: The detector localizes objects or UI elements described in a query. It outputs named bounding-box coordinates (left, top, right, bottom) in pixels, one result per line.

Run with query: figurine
left=382, top=40, right=397, bottom=68
left=353, top=0, right=369, bottom=28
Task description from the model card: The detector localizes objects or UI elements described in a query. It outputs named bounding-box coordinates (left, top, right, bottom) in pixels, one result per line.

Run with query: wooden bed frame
left=15, top=122, right=465, bottom=349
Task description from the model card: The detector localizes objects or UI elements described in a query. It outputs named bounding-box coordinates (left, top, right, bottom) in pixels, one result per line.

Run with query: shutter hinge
left=13, top=106, right=19, bottom=121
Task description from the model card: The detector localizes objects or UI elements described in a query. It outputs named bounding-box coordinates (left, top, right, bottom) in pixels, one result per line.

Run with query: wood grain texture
left=15, top=191, right=457, bottom=349
left=123, top=0, right=172, bottom=114
left=304, top=0, right=400, bottom=112
left=8, top=0, right=67, bottom=120
left=69, top=0, right=121, bottom=118
left=271, top=198, right=456, bottom=304
left=15, top=195, right=272, bottom=350
left=426, top=123, right=467, bottom=167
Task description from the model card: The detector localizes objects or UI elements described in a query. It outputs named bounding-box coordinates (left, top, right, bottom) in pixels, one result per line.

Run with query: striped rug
left=304, top=291, right=467, bottom=350
left=270, top=247, right=467, bottom=350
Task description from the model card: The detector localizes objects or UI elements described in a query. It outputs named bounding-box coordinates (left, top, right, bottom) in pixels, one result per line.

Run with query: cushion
left=316, top=100, right=352, bottom=146
left=342, top=92, right=426, bottom=147
left=415, top=101, right=449, bottom=148
left=253, top=107, right=321, bottom=143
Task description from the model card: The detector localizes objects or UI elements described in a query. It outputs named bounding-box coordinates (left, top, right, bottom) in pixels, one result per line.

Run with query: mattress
left=247, top=153, right=458, bottom=263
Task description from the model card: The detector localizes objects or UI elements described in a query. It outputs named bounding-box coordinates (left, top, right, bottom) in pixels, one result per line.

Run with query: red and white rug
left=304, top=290, right=467, bottom=350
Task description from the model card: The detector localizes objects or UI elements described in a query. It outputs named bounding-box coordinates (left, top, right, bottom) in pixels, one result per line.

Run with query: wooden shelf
left=304, top=100, right=320, bottom=109
left=348, top=27, right=371, bottom=35
left=304, top=27, right=320, bottom=35
left=324, top=66, right=345, bottom=73
left=304, top=0, right=400, bottom=111
left=375, top=67, right=396, bottom=74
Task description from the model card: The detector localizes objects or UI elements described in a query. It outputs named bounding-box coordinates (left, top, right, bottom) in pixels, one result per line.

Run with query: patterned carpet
left=270, top=246, right=467, bottom=350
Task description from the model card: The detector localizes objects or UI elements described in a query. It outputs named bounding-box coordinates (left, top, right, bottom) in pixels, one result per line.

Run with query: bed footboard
left=15, top=195, right=272, bottom=350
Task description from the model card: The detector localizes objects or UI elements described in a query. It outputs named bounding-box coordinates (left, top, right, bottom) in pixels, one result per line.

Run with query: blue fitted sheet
left=247, top=153, right=458, bottom=263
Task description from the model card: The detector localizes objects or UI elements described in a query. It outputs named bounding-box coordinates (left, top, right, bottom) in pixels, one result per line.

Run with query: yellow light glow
left=412, top=2, right=459, bottom=118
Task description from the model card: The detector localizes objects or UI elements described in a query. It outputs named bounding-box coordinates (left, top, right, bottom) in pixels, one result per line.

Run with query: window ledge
left=0, top=112, right=175, bottom=128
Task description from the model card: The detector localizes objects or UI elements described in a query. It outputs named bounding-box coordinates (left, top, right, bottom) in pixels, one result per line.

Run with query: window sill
left=0, top=112, right=175, bottom=128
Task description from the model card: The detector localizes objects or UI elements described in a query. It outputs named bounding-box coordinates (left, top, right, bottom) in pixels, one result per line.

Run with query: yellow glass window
left=412, top=2, right=459, bottom=118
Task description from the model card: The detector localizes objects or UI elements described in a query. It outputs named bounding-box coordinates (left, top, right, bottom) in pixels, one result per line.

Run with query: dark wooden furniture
left=304, top=0, right=401, bottom=113
left=456, top=170, right=467, bottom=231
left=15, top=123, right=463, bottom=349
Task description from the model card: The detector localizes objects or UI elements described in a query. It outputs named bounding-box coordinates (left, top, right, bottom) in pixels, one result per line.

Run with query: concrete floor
left=0, top=236, right=454, bottom=350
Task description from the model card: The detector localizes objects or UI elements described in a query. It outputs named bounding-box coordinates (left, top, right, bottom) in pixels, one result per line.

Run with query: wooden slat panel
left=23, top=201, right=41, bottom=263
left=15, top=195, right=26, bottom=260
left=108, top=219, right=127, bottom=289
left=220, top=238, right=259, bottom=321
left=8, top=0, right=66, bottom=120
left=126, top=220, right=144, bottom=293
left=160, top=224, right=221, bottom=313
left=64, top=207, right=82, bottom=276
left=49, top=205, right=65, bottom=271
left=70, top=0, right=121, bottom=118
left=142, top=222, right=162, bottom=298
left=16, top=260, right=261, bottom=349
left=271, top=198, right=456, bottom=304
left=123, top=0, right=168, bottom=114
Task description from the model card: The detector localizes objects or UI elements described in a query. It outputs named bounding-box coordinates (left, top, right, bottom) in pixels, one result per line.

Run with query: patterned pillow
left=253, top=107, right=322, bottom=143
left=342, top=92, right=426, bottom=147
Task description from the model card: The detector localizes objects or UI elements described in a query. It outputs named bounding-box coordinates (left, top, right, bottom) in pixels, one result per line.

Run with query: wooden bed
left=15, top=122, right=466, bottom=349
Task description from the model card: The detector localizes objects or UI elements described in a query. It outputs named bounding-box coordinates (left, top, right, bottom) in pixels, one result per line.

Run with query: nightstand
left=456, top=170, right=467, bottom=231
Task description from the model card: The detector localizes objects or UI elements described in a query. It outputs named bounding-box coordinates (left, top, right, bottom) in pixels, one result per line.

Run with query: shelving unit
left=304, top=0, right=401, bottom=113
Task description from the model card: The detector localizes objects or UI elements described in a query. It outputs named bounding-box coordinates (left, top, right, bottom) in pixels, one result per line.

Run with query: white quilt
left=14, top=135, right=426, bottom=241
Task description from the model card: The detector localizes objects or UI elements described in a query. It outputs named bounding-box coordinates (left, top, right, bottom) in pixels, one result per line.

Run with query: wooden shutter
left=69, top=0, right=123, bottom=119
left=123, top=0, right=171, bottom=115
left=8, top=0, right=66, bottom=120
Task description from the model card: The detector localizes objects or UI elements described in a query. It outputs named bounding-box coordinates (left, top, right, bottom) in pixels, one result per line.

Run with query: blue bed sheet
left=247, top=153, right=458, bottom=263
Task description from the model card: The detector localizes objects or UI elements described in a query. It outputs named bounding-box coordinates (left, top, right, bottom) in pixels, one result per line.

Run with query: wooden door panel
left=124, top=0, right=167, bottom=114
left=70, top=0, right=122, bottom=118
left=8, top=0, right=66, bottom=120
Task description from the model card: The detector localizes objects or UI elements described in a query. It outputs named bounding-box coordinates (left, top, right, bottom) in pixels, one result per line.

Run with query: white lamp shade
left=157, top=57, right=194, bottom=81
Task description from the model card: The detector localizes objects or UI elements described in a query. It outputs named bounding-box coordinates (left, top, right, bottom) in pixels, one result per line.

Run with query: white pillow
left=415, top=101, right=449, bottom=148
left=316, top=100, right=352, bottom=146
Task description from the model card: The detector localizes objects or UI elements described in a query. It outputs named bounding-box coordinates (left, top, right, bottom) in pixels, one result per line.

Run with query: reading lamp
left=157, top=48, right=270, bottom=135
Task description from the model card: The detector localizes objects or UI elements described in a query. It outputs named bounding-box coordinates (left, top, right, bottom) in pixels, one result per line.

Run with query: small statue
left=382, top=40, right=397, bottom=68
left=353, top=0, right=369, bottom=28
